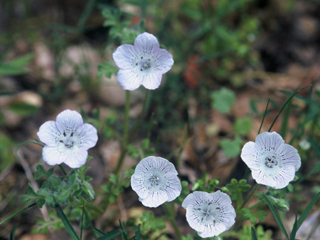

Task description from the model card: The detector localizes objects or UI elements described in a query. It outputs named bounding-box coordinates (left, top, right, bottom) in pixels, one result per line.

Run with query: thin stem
left=59, top=164, right=67, bottom=176
left=80, top=205, right=85, bottom=240
left=239, top=184, right=260, bottom=210
left=258, top=98, right=270, bottom=134
left=114, top=90, right=130, bottom=174
left=163, top=202, right=182, bottom=239
left=0, top=203, right=37, bottom=225
left=129, top=89, right=150, bottom=143
left=268, top=84, right=312, bottom=132
left=123, top=90, right=130, bottom=147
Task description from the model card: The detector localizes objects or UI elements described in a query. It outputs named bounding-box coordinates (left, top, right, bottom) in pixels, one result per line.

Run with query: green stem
left=0, top=203, right=37, bottom=225
left=258, top=98, right=270, bottom=134
left=80, top=205, right=85, bottom=240
left=114, top=90, right=130, bottom=174
left=268, top=84, right=312, bottom=132
left=239, top=184, right=260, bottom=211
left=59, top=164, right=67, bottom=176
left=163, top=202, right=182, bottom=239
left=129, top=89, right=150, bottom=143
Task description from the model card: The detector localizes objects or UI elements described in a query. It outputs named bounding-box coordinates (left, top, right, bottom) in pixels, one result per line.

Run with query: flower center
left=193, top=202, right=221, bottom=226
left=259, top=151, right=283, bottom=175
left=58, top=131, right=77, bottom=149
left=133, top=54, right=155, bottom=76
left=149, top=173, right=159, bottom=185
left=265, top=156, right=278, bottom=168
left=143, top=168, right=165, bottom=191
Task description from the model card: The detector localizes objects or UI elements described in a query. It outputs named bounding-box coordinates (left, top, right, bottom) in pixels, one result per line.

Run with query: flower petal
left=113, top=44, right=137, bottom=69
left=153, top=156, right=178, bottom=175
left=141, top=73, right=162, bottom=90
left=240, top=141, right=259, bottom=169
left=134, top=32, right=159, bottom=54
left=63, top=149, right=88, bottom=168
left=182, top=191, right=210, bottom=209
left=140, top=190, right=168, bottom=208
left=116, top=69, right=143, bottom=91
left=278, top=143, right=301, bottom=171
left=252, top=165, right=295, bottom=189
left=42, top=146, right=66, bottom=166
left=166, top=174, right=182, bottom=202
left=255, top=132, right=284, bottom=152
left=56, top=109, right=83, bottom=133
left=77, top=123, right=98, bottom=149
left=154, top=49, right=174, bottom=74
left=131, top=175, right=149, bottom=199
left=185, top=205, right=205, bottom=232
left=37, top=121, right=60, bottom=146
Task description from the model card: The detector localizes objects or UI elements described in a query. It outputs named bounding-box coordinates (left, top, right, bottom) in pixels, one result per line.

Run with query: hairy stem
left=114, top=90, right=130, bottom=174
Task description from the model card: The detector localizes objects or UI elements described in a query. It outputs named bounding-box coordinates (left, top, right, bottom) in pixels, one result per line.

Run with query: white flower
left=182, top=191, right=236, bottom=238
left=37, top=109, right=98, bottom=168
left=131, top=156, right=181, bottom=208
left=112, top=32, right=174, bottom=91
left=241, top=131, right=301, bottom=189
left=299, top=139, right=310, bottom=150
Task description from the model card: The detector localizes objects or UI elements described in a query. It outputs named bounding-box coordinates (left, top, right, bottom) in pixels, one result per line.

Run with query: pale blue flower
left=241, top=131, right=301, bottom=189
left=182, top=191, right=236, bottom=238
left=112, top=32, right=174, bottom=91
left=37, top=109, right=98, bottom=168
left=131, top=156, right=181, bottom=208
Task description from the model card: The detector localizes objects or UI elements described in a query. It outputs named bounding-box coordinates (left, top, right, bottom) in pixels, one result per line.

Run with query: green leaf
left=20, top=184, right=41, bottom=206
left=220, top=137, right=241, bottom=158
left=9, top=101, right=39, bottom=116
left=251, top=227, right=258, bottom=240
left=81, top=181, right=95, bottom=200
left=10, top=224, right=19, bottom=240
left=295, top=192, right=320, bottom=235
left=93, top=227, right=107, bottom=236
left=290, top=214, right=298, bottom=240
left=262, top=193, right=289, bottom=239
left=97, top=229, right=123, bottom=240
left=234, top=117, right=252, bottom=136
left=269, top=85, right=312, bottom=132
left=210, top=88, right=236, bottom=113
left=55, top=204, right=80, bottom=240
left=97, top=61, right=118, bottom=78
left=0, top=54, right=33, bottom=76
left=35, top=165, right=55, bottom=180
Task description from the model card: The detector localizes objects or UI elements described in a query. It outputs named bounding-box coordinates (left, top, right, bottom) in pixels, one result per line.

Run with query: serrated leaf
left=234, top=117, right=252, bottom=136
left=220, top=138, right=241, bottom=158
left=210, top=88, right=235, bottom=113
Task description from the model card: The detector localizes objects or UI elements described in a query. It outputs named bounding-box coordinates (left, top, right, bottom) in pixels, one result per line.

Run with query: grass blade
left=262, top=193, right=289, bottom=239
left=251, top=227, right=258, bottom=240
left=10, top=224, right=19, bottom=240
left=268, top=84, right=312, bottom=132
left=258, top=98, right=270, bottom=134
left=77, top=0, right=96, bottom=33
left=296, top=192, right=320, bottom=230
left=0, top=203, right=37, bottom=225
left=97, top=229, right=122, bottom=240
left=290, top=214, right=298, bottom=240
left=93, top=227, right=107, bottom=236
left=56, top=204, right=80, bottom=240
left=280, top=100, right=291, bottom=139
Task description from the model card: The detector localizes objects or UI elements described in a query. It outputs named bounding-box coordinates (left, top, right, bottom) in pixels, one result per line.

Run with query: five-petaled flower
left=241, top=131, right=301, bottom=189
left=112, top=32, right=174, bottom=91
left=182, top=191, right=236, bottom=238
left=37, top=109, right=98, bottom=168
left=131, top=156, right=181, bottom=208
